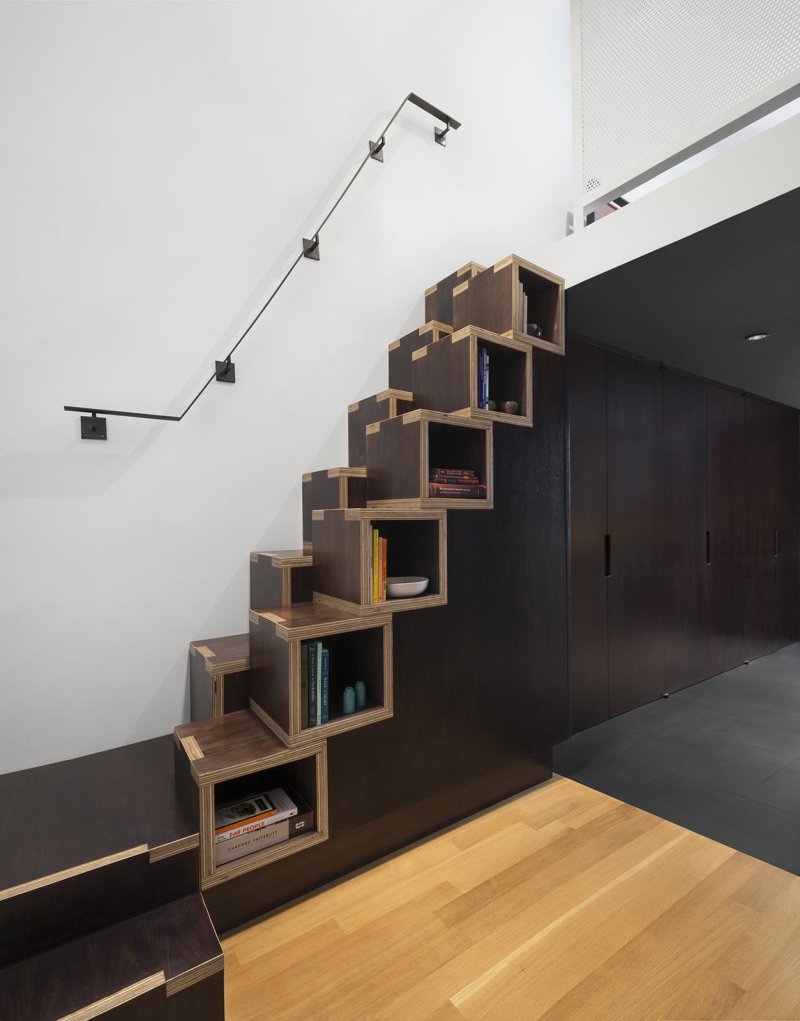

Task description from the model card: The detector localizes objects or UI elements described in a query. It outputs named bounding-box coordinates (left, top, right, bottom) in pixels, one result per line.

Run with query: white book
left=215, top=818, right=290, bottom=865
left=215, top=788, right=298, bottom=843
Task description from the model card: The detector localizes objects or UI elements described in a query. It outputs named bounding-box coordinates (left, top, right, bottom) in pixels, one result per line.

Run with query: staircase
left=0, top=254, right=564, bottom=1020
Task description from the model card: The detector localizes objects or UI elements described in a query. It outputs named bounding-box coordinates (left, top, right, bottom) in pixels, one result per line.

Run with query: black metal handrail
left=65, top=92, right=461, bottom=440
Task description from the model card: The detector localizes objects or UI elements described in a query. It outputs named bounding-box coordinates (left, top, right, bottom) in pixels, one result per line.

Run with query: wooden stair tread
left=251, top=601, right=391, bottom=639
left=250, top=549, right=312, bottom=568
left=302, top=466, right=367, bottom=482
left=175, top=709, right=321, bottom=785
left=347, top=388, right=414, bottom=413
left=190, top=634, right=250, bottom=674
left=0, top=736, right=197, bottom=897
left=0, top=892, right=222, bottom=1020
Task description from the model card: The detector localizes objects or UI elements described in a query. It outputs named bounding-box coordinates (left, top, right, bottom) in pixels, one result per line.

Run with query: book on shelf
left=379, top=536, right=387, bottom=602
left=214, top=793, right=315, bottom=866
left=371, top=528, right=387, bottom=603
left=428, top=481, right=487, bottom=498
left=430, top=469, right=479, bottom=483
left=303, top=639, right=329, bottom=726
left=301, top=642, right=309, bottom=729
left=372, top=527, right=379, bottom=603
left=214, top=787, right=297, bottom=842
left=477, top=347, right=490, bottom=409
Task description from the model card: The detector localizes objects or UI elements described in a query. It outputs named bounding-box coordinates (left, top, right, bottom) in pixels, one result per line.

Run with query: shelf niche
left=366, top=409, right=493, bottom=510
left=452, top=254, right=565, bottom=354
left=411, top=327, right=532, bottom=428
left=312, top=507, right=447, bottom=614
left=249, top=603, right=393, bottom=746
left=174, top=709, right=328, bottom=889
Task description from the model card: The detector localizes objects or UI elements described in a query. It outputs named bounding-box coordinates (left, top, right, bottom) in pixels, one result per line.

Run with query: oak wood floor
left=223, top=777, right=800, bottom=1020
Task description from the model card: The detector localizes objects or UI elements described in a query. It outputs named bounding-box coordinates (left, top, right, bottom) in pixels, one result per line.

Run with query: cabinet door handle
left=774, top=528, right=779, bottom=558
left=706, top=530, right=711, bottom=566
left=604, top=533, right=611, bottom=578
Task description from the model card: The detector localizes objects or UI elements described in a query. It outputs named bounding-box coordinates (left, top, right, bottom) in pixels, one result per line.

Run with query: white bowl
left=386, top=576, right=429, bottom=599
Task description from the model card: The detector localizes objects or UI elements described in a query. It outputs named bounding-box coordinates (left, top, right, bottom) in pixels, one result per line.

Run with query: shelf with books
left=311, top=507, right=447, bottom=614
left=410, top=327, right=532, bottom=428
left=452, top=254, right=565, bottom=355
left=249, top=603, right=393, bottom=746
left=366, top=409, right=493, bottom=510
left=173, top=709, right=328, bottom=889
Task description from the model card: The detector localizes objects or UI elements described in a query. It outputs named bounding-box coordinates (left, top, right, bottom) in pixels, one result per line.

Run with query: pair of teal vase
left=343, top=681, right=366, bottom=715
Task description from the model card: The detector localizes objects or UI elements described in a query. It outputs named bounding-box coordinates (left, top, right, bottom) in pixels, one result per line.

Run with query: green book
left=301, top=642, right=309, bottom=729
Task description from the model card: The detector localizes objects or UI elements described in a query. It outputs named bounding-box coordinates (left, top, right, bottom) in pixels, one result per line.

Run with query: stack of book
left=478, top=346, right=490, bottom=409
left=369, top=527, right=387, bottom=603
left=214, top=787, right=314, bottom=866
left=301, top=640, right=329, bottom=727
left=428, top=469, right=487, bottom=499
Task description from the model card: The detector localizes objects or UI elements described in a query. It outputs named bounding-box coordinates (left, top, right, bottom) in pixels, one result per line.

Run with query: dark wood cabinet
left=663, top=372, right=708, bottom=692
left=568, top=339, right=609, bottom=730
left=606, top=353, right=665, bottom=716
left=569, top=339, right=800, bottom=732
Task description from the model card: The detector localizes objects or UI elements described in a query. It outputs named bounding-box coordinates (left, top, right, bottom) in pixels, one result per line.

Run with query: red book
left=428, top=482, right=486, bottom=498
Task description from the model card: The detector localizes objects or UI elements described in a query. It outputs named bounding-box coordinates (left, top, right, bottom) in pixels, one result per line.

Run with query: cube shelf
left=249, top=603, right=393, bottom=746
left=411, top=327, right=532, bottom=428
left=452, top=254, right=565, bottom=354
left=387, top=321, right=452, bottom=392
left=424, top=261, right=485, bottom=327
left=173, top=709, right=328, bottom=889
left=311, top=507, right=447, bottom=614
left=189, top=635, right=250, bottom=721
left=348, top=389, right=417, bottom=467
left=366, top=409, right=493, bottom=510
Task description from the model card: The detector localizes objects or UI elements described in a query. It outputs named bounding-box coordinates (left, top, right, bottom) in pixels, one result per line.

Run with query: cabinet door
left=568, top=339, right=609, bottom=731
left=776, top=407, right=800, bottom=646
left=707, top=386, right=746, bottom=675
left=607, top=353, right=665, bottom=716
left=663, top=372, right=708, bottom=692
left=743, top=397, right=780, bottom=658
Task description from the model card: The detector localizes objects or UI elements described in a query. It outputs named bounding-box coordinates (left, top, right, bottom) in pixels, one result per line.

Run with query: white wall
left=0, top=1, right=571, bottom=772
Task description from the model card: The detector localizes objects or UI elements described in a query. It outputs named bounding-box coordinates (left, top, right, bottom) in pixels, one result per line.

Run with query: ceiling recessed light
left=745, top=332, right=770, bottom=342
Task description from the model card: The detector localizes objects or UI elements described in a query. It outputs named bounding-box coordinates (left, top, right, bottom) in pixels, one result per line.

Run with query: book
left=320, top=645, right=330, bottom=724
left=478, top=347, right=485, bottom=409
left=308, top=641, right=318, bottom=726
left=315, top=639, right=323, bottom=726
left=379, top=536, right=388, bottom=602
left=215, top=787, right=298, bottom=843
left=214, top=791, right=277, bottom=836
left=372, top=527, right=380, bottom=603
left=428, top=482, right=487, bottom=498
left=301, top=642, right=309, bottom=729
left=215, top=818, right=290, bottom=865
left=430, top=469, right=479, bottom=482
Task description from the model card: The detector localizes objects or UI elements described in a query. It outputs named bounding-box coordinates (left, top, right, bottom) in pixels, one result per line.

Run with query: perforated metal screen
left=579, top=0, right=800, bottom=198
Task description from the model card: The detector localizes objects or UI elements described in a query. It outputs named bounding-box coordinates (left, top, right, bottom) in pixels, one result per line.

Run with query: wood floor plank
left=224, top=778, right=800, bottom=1021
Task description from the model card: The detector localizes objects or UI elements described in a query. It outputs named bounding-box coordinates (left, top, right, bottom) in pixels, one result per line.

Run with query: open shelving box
left=411, top=326, right=532, bottom=428
left=249, top=603, right=393, bottom=746
left=174, top=709, right=328, bottom=889
left=452, top=254, right=565, bottom=354
left=366, top=409, right=493, bottom=510
left=311, top=507, right=447, bottom=614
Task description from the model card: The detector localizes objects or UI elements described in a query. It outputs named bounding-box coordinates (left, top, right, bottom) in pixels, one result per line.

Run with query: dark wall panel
left=568, top=338, right=609, bottom=730
left=663, top=373, right=708, bottom=692
left=606, top=353, right=665, bottom=716
left=706, top=386, right=746, bottom=676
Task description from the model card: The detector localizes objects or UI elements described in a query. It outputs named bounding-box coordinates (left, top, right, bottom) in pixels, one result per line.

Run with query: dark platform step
left=301, top=467, right=367, bottom=544
left=0, top=893, right=223, bottom=1021
left=0, top=735, right=199, bottom=966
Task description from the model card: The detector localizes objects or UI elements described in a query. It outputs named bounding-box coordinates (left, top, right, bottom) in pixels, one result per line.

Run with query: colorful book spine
left=484, top=348, right=490, bottom=407
left=379, top=537, right=387, bottom=602
left=372, top=527, right=380, bottom=603
left=478, top=348, right=485, bottom=409
left=430, top=470, right=479, bottom=482
left=320, top=645, right=330, bottom=724
left=308, top=641, right=318, bottom=726
left=300, top=642, right=309, bottom=729
left=428, top=482, right=487, bottom=498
